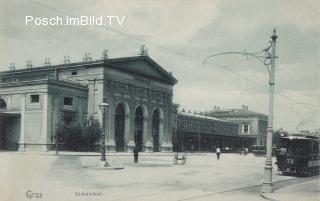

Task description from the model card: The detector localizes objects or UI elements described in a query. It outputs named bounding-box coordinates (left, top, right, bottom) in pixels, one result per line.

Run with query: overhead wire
left=25, top=0, right=319, bottom=111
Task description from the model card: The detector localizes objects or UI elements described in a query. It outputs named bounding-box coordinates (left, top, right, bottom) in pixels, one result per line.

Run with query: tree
left=56, top=116, right=102, bottom=152
left=56, top=122, right=82, bottom=151
left=82, top=116, right=102, bottom=151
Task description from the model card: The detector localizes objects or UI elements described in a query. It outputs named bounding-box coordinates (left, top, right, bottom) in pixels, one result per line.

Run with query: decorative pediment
left=107, top=56, right=177, bottom=85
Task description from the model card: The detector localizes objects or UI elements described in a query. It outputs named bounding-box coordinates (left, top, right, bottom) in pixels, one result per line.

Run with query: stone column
left=142, top=117, right=148, bottom=152
left=145, top=116, right=153, bottom=152
left=106, top=99, right=115, bottom=152
left=161, top=109, right=173, bottom=152
left=124, top=114, right=130, bottom=152
left=18, top=93, right=26, bottom=152
left=52, top=95, right=60, bottom=151
left=127, top=112, right=135, bottom=152
left=41, top=93, right=49, bottom=151
left=159, top=119, right=164, bottom=143
left=87, top=82, right=95, bottom=117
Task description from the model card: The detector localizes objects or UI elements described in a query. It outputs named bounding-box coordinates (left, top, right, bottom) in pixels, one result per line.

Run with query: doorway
left=115, top=104, right=125, bottom=151
left=134, top=107, right=144, bottom=151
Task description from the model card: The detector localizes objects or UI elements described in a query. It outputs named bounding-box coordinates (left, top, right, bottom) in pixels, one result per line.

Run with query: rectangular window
left=30, top=95, right=39, bottom=103
left=182, top=120, right=187, bottom=128
left=64, top=97, right=73, bottom=106
left=188, top=121, right=194, bottom=128
left=71, top=71, right=77, bottom=75
left=243, top=124, right=250, bottom=134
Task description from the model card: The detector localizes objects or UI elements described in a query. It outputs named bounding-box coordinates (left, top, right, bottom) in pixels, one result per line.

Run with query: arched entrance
left=114, top=104, right=125, bottom=151
left=0, top=98, right=19, bottom=151
left=152, top=110, right=160, bottom=152
left=134, top=107, right=144, bottom=151
left=0, top=114, right=6, bottom=150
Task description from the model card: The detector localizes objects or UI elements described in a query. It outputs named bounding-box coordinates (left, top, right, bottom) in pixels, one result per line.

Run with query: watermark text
left=25, top=16, right=125, bottom=26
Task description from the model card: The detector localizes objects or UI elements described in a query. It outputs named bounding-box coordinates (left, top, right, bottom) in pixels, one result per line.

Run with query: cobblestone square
left=2, top=152, right=318, bottom=201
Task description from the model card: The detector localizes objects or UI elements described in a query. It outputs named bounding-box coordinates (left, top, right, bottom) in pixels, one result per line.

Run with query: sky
left=0, top=0, right=319, bottom=132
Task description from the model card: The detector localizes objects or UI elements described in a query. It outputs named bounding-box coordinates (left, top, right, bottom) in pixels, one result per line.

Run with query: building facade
left=175, top=111, right=254, bottom=152
left=0, top=79, right=88, bottom=151
left=206, top=105, right=268, bottom=146
left=0, top=56, right=177, bottom=152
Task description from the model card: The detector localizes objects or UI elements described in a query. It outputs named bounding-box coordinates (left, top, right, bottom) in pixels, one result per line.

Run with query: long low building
left=174, top=111, right=256, bottom=152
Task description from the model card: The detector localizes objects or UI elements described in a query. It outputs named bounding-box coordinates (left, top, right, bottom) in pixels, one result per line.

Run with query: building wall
left=175, top=113, right=255, bottom=152
left=258, top=120, right=268, bottom=146
left=0, top=57, right=177, bottom=152
left=215, top=116, right=267, bottom=146
left=48, top=62, right=175, bottom=152
left=103, top=68, right=174, bottom=152
left=0, top=80, right=88, bottom=151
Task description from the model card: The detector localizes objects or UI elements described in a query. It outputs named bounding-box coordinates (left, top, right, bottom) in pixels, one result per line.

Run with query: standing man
left=133, top=129, right=139, bottom=163
left=216, top=147, right=221, bottom=160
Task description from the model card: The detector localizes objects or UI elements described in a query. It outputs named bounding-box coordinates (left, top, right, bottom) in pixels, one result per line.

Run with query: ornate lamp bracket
left=203, top=42, right=277, bottom=83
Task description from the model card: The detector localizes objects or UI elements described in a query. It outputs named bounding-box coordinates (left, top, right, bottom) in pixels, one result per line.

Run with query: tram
left=275, top=135, right=320, bottom=176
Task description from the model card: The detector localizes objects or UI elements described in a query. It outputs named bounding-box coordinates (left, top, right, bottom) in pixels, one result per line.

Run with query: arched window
left=0, top=98, right=7, bottom=109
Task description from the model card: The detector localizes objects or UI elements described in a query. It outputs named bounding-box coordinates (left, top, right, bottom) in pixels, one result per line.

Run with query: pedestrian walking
left=244, top=147, right=248, bottom=155
left=216, top=147, right=221, bottom=160
left=242, top=147, right=245, bottom=155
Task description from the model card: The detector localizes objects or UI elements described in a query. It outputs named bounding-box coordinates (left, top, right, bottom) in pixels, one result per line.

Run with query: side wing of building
left=175, top=112, right=255, bottom=152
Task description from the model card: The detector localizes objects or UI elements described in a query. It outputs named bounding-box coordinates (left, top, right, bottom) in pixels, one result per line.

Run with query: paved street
left=0, top=152, right=318, bottom=201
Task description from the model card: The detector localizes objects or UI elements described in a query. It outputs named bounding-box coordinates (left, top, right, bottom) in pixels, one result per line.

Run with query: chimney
left=139, top=45, right=149, bottom=56
left=242, top=105, right=248, bottom=110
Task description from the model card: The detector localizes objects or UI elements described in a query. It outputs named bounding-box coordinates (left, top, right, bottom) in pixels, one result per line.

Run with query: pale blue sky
left=0, top=0, right=319, bottom=132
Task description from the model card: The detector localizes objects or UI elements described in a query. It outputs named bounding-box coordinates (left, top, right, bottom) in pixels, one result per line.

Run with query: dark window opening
left=0, top=98, right=7, bottom=108
left=243, top=124, right=249, bottom=134
left=71, top=71, right=77, bottom=75
left=64, top=97, right=73, bottom=106
left=31, top=95, right=39, bottom=103
left=64, top=112, right=76, bottom=124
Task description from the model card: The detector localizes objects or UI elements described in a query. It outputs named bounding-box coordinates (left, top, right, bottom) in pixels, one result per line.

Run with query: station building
left=0, top=55, right=177, bottom=152
left=0, top=51, right=267, bottom=153
left=175, top=111, right=255, bottom=152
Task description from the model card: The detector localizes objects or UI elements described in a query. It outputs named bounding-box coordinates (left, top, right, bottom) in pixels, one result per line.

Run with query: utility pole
left=203, top=29, right=278, bottom=193
left=262, top=29, right=277, bottom=193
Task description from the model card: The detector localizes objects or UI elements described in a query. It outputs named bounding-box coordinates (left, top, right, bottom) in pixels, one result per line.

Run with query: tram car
left=275, top=135, right=320, bottom=176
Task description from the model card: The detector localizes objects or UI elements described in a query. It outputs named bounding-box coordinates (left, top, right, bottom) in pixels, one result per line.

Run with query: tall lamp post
left=262, top=29, right=277, bottom=193
left=99, top=99, right=109, bottom=167
left=203, top=29, right=278, bottom=193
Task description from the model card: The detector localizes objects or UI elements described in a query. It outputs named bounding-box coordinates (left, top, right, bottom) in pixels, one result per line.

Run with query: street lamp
left=203, top=29, right=278, bottom=193
left=99, top=99, right=109, bottom=166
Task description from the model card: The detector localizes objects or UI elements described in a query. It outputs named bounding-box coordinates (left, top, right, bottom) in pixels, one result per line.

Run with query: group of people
left=239, top=147, right=249, bottom=155
left=215, top=147, right=249, bottom=160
